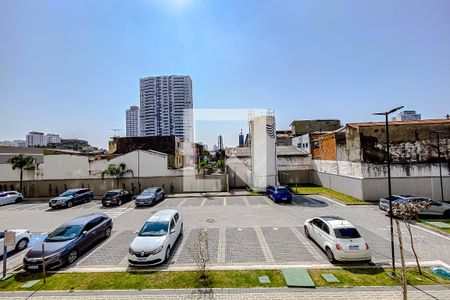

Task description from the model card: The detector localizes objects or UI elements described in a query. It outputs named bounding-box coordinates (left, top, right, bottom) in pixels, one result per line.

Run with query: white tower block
left=249, top=109, right=278, bottom=191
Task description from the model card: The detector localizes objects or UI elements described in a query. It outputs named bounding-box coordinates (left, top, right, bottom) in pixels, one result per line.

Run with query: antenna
left=109, top=129, right=122, bottom=137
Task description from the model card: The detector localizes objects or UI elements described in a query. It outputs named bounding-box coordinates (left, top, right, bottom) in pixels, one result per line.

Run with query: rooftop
left=226, top=146, right=308, bottom=158
left=348, top=119, right=450, bottom=128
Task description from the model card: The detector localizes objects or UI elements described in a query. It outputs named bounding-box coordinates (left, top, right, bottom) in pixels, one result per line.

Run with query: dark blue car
left=266, top=186, right=292, bottom=203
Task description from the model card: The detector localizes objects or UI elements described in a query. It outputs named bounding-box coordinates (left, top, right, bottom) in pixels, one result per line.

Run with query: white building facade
left=26, top=132, right=47, bottom=147
left=140, top=75, right=193, bottom=141
left=46, top=133, right=61, bottom=144
left=126, top=105, right=140, bottom=137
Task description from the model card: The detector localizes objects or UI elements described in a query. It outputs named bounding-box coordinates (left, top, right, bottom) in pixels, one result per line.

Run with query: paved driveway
left=0, top=195, right=449, bottom=272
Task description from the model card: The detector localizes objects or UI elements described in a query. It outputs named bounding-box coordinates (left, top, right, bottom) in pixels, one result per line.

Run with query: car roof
left=62, top=213, right=107, bottom=226
left=107, top=189, right=123, bottom=192
left=143, top=187, right=158, bottom=191
left=318, top=216, right=354, bottom=228
left=66, top=188, right=88, bottom=192
left=146, top=209, right=178, bottom=223
left=273, top=186, right=288, bottom=189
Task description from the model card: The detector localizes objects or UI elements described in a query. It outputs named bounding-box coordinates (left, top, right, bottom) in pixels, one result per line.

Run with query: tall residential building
left=392, top=110, right=421, bottom=121
left=218, top=135, right=224, bottom=150
left=140, top=75, right=193, bottom=141
left=26, top=132, right=47, bottom=147
left=46, top=133, right=61, bottom=144
left=239, top=129, right=244, bottom=146
left=126, top=105, right=140, bottom=137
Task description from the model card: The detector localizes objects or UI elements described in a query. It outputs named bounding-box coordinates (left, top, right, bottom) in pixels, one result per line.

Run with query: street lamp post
left=137, top=148, right=141, bottom=194
left=373, top=105, right=404, bottom=274
left=436, top=132, right=445, bottom=203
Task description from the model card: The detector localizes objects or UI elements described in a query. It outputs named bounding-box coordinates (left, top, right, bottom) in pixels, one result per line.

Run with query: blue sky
left=1, top=0, right=450, bottom=149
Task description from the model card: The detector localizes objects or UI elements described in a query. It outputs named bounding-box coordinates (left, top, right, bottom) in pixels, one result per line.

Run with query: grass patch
left=0, top=270, right=286, bottom=291
left=290, top=184, right=367, bottom=205
left=309, top=267, right=449, bottom=287
left=248, top=190, right=261, bottom=196
left=419, top=219, right=450, bottom=234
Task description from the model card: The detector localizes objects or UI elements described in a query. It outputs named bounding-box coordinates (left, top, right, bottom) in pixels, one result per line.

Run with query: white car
left=304, top=216, right=372, bottom=263
left=128, top=209, right=183, bottom=266
left=0, top=191, right=24, bottom=206
left=0, top=230, right=31, bottom=256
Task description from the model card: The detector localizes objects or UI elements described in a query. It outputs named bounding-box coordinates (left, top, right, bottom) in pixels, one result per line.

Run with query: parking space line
left=315, top=195, right=346, bottom=207
left=223, top=197, right=227, bottom=206
left=254, top=227, right=275, bottom=263
left=243, top=197, right=250, bottom=206
left=172, top=228, right=191, bottom=263
left=177, top=198, right=188, bottom=207
left=200, top=198, right=207, bottom=206
left=217, top=227, right=226, bottom=264
left=290, top=227, right=324, bottom=261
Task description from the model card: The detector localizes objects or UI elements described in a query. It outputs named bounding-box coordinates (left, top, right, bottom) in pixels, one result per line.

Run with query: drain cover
left=206, top=218, right=215, bottom=223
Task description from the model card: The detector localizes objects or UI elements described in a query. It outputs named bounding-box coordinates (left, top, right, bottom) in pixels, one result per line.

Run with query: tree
left=7, top=154, right=35, bottom=193
left=196, top=158, right=210, bottom=175
left=214, top=159, right=225, bottom=172
left=395, top=219, right=408, bottom=300
left=101, top=163, right=133, bottom=189
left=392, top=199, right=432, bottom=275
left=187, top=228, right=210, bottom=281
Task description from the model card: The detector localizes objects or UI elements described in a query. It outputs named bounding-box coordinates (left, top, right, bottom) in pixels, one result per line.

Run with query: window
left=312, top=219, right=323, bottom=228
left=321, top=223, right=330, bottom=235
left=174, top=213, right=179, bottom=223
left=139, top=222, right=168, bottom=236
left=170, top=219, right=176, bottom=232
left=334, top=228, right=361, bottom=239
left=0, top=232, right=4, bottom=239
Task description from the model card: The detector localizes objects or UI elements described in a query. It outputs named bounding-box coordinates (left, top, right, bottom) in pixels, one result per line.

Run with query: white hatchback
left=128, top=209, right=183, bottom=266
left=0, top=191, right=23, bottom=206
left=304, top=216, right=372, bottom=263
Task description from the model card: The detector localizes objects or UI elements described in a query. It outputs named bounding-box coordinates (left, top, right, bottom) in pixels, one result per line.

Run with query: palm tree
left=101, top=163, right=134, bottom=189
left=7, top=154, right=35, bottom=193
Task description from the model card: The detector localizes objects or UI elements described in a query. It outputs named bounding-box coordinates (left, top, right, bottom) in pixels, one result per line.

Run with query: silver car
left=379, top=195, right=450, bottom=217
left=128, top=209, right=183, bottom=266
left=135, top=187, right=165, bottom=207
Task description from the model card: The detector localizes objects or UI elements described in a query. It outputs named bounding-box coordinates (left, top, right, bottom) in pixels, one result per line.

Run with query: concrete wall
left=0, top=174, right=228, bottom=197
left=311, top=171, right=364, bottom=200
left=279, top=170, right=311, bottom=185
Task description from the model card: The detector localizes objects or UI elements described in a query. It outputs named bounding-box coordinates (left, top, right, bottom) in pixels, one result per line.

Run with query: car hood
left=130, top=235, right=166, bottom=252
left=25, top=240, right=74, bottom=258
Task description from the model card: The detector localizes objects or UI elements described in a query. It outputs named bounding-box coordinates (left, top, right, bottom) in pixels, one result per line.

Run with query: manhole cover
left=206, top=218, right=215, bottom=223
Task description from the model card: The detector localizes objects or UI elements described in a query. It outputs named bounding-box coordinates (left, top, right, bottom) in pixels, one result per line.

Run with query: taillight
left=335, top=243, right=342, bottom=250
left=365, top=243, right=369, bottom=250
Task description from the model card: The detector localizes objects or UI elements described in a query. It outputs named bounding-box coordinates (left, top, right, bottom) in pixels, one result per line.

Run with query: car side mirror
left=134, top=230, right=139, bottom=235
left=170, top=229, right=176, bottom=234
left=82, top=231, right=88, bottom=236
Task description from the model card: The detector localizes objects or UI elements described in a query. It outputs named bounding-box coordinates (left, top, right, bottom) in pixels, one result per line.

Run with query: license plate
left=282, top=198, right=287, bottom=200
left=28, top=265, right=39, bottom=270
left=136, top=257, right=147, bottom=262
left=349, top=245, right=359, bottom=250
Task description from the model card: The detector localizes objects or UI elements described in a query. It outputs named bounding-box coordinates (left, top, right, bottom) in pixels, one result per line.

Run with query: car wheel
left=164, top=246, right=171, bottom=263
left=325, top=247, right=335, bottom=263
left=161, top=193, right=165, bottom=200
left=67, top=250, right=78, bottom=265
left=67, top=201, right=73, bottom=208
left=117, top=199, right=122, bottom=206
left=15, top=238, right=29, bottom=251
left=304, top=226, right=310, bottom=239
left=444, top=210, right=450, bottom=218
left=105, top=227, right=112, bottom=238
left=89, top=196, right=93, bottom=202
left=15, top=197, right=23, bottom=204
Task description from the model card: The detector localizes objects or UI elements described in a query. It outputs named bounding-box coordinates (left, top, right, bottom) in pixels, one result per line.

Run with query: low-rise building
left=26, top=132, right=47, bottom=147
left=290, top=119, right=341, bottom=136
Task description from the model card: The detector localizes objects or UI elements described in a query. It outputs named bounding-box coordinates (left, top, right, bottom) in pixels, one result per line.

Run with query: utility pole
left=373, top=105, right=404, bottom=274
left=436, top=132, right=445, bottom=202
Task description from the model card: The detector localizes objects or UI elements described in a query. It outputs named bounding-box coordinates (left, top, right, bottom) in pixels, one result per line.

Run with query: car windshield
left=105, top=192, right=119, bottom=197
left=45, top=225, right=83, bottom=242
left=276, top=188, right=289, bottom=192
left=334, top=227, right=361, bottom=239
left=60, top=190, right=76, bottom=197
left=139, top=222, right=168, bottom=237
left=141, top=189, right=156, bottom=196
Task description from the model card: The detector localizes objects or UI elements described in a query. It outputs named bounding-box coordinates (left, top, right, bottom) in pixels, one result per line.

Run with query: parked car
left=379, top=195, right=450, bottom=217
left=0, top=230, right=31, bottom=256
left=266, top=186, right=292, bottom=203
left=49, top=188, right=94, bottom=209
left=304, top=216, right=372, bottom=263
left=102, top=189, right=133, bottom=207
left=0, top=191, right=23, bottom=206
left=135, top=187, right=165, bottom=207
left=23, top=213, right=112, bottom=271
left=128, top=209, right=183, bottom=266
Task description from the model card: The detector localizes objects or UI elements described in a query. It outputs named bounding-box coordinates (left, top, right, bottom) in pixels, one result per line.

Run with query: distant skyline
left=1, top=0, right=450, bottom=148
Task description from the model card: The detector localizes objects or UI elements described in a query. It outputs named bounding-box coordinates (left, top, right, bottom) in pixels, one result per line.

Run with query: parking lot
left=1, top=195, right=449, bottom=272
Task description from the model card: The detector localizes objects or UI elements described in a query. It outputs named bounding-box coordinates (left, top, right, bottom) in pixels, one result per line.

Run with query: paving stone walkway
left=0, top=286, right=449, bottom=300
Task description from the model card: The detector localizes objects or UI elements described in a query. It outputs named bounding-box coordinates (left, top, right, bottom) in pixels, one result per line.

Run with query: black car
left=23, top=213, right=112, bottom=271
left=102, top=189, right=133, bottom=207
left=49, top=188, right=94, bottom=209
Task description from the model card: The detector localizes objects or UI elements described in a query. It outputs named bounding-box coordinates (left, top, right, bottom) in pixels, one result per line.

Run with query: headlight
left=129, top=247, right=135, bottom=255
left=151, top=245, right=164, bottom=255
